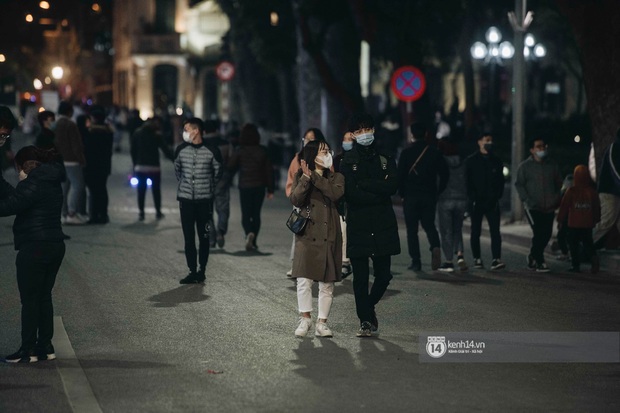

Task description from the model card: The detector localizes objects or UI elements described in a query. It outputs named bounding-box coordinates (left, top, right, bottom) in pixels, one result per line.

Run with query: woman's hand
left=301, top=160, right=312, bottom=177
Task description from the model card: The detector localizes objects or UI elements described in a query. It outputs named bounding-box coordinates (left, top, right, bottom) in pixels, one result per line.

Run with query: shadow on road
left=120, top=221, right=176, bottom=235
left=415, top=271, right=504, bottom=286
left=77, top=359, right=170, bottom=369
left=148, top=285, right=209, bottom=307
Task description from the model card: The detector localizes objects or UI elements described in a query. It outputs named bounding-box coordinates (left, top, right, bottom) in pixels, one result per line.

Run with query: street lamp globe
left=471, top=42, right=488, bottom=60
left=525, top=34, right=536, bottom=47
left=499, top=42, right=515, bottom=59
left=33, top=79, right=43, bottom=90
left=486, top=26, right=501, bottom=43
left=534, top=44, right=547, bottom=58
left=51, top=66, right=64, bottom=80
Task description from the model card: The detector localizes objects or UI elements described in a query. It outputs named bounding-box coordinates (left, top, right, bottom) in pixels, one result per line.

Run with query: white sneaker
left=64, top=215, right=85, bottom=225
left=286, top=268, right=293, bottom=277
left=315, top=322, right=333, bottom=338
left=295, top=317, right=313, bottom=337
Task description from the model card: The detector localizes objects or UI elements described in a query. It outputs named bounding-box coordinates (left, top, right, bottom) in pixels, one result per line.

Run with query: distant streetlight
left=25, top=14, right=34, bottom=23
left=34, top=79, right=43, bottom=90
left=524, top=34, right=546, bottom=59
left=44, top=76, right=52, bottom=85
left=92, top=3, right=101, bottom=13
left=270, top=12, right=279, bottom=26
left=0, top=54, right=5, bottom=63
left=39, top=1, right=50, bottom=10
left=470, top=27, right=514, bottom=127
left=51, top=66, right=64, bottom=80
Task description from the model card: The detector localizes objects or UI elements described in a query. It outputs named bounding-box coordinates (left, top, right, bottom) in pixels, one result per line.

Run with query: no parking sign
left=391, top=66, right=426, bottom=102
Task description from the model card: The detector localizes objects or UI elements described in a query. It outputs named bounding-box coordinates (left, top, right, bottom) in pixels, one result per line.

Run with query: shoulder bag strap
left=408, top=145, right=429, bottom=175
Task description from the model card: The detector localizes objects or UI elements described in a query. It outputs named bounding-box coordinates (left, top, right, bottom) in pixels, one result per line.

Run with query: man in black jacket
left=175, top=117, right=222, bottom=284
left=465, top=133, right=506, bottom=270
left=397, top=122, right=449, bottom=271
left=340, top=113, right=400, bottom=337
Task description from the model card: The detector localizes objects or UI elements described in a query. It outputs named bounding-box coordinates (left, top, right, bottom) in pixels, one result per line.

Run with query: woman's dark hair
left=302, top=140, right=330, bottom=171
left=14, top=145, right=56, bottom=174
left=304, top=128, right=326, bottom=143
left=239, top=123, right=260, bottom=146
left=0, top=106, right=17, bottom=130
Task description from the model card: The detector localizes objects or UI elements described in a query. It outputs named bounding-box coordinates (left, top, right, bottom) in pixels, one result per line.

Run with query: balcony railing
left=132, top=33, right=182, bottom=55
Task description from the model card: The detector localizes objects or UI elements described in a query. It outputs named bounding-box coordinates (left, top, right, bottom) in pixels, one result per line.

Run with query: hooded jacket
left=0, top=162, right=66, bottom=250
left=557, top=165, right=601, bottom=229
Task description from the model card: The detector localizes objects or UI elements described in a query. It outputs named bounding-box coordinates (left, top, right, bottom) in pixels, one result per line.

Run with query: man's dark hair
left=204, top=119, right=220, bottom=134
left=528, top=136, right=546, bottom=149
left=0, top=106, right=17, bottom=130
left=37, top=110, right=55, bottom=127
left=90, top=106, right=107, bottom=124
left=57, top=101, right=73, bottom=116
left=184, top=117, right=204, bottom=134
left=347, top=112, right=374, bottom=132
left=302, top=140, right=331, bottom=171
left=478, top=132, right=493, bottom=141
left=409, top=122, right=427, bottom=140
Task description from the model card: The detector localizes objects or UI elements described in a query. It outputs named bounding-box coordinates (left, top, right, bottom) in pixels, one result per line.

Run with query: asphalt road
left=1, top=139, right=619, bottom=412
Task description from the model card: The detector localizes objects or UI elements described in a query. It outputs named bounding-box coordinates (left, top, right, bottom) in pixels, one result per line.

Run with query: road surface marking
left=54, top=316, right=103, bottom=413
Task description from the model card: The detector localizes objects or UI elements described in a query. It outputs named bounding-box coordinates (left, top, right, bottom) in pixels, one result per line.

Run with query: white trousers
left=296, top=277, right=334, bottom=320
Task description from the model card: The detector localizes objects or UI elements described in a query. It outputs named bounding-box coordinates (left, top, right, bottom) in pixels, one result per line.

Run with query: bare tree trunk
left=555, top=0, right=620, bottom=168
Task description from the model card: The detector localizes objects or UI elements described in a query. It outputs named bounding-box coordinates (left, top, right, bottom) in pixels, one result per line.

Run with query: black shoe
left=216, top=231, right=225, bottom=248
left=5, top=348, right=37, bottom=363
left=527, top=254, right=536, bottom=271
left=35, top=344, right=56, bottom=361
left=356, top=321, right=373, bottom=337
left=196, top=272, right=206, bottom=283
left=408, top=261, right=421, bottom=271
left=536, top=262, right=551, bottom=273
left=180, top=272, right=200, bottom=284
left=138, top=212, right=145, bottom=222
left=156, top=212, right=165, bottom=220
left=567, top=267, right=581, bottom=273
left=491, top=259, right=506, bottom=270
left=473, top=258, right=484, bottom=269
left=370, top=310, right=378, bottom=332
left=438, top=262, right=454, bottom=273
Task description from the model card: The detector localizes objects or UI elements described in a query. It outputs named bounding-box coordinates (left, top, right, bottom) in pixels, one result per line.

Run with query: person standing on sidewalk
left=228, top=123, right=274, bottom=251
left=340, top=113, right=400, bottom=337
left=465, top=133, right=506, bottom=271
left=130, top=116, right=174, bottom=221
left=290, top=140, right=344, bottom=338
left=175, top=117, right=222, bottom=284
left=0, top=146, right=66, bottom=363
left=203, top=119, right=233, bottom=248
left=54, top=101, right=86, bottom=225
left=557, top=164, right=601, bottom=273
left=397, top=121, right=448, bottom=271
left=436, top=140, right=469, bottom=272
left=83, top=107, right=113, bottom=224
left=515, top=137, right=562, bottom=273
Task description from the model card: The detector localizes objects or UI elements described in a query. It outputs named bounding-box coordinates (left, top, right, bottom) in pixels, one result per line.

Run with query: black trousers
left=85, top=173, right=109, bottom=221
left=470, top=203, right=502, bottom=260
left=16, top=241, right=65, bottom=350
left=239, top=187, right=265, bottom=247
left=136, top=171, right=162, bottom=214
left=351, top=255, right=393, bottom=323
left=180, top=201, right=212, bottom=274
left=567, top=227, right=595, bottom=269
left=403, top=195, right=440, bottom=265
left=528, top=210, right=556, bottom=263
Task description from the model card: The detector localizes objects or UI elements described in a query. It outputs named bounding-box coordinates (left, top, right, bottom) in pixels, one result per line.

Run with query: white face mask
left=18, top=170, right=28, bottom=181
left=355, top=132, right=374, bottom=146
left=316, top=153, right=333, bottom=169
left=182, top=131, right=192, bottom=143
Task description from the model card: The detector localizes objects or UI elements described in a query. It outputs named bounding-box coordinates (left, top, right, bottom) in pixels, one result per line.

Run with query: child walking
left=556, top=165, right=601, bottom=273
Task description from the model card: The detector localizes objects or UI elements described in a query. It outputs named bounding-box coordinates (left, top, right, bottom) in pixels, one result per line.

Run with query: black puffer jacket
left=340, top=143, right=401, bottom=258
left=0, top=162, right=65, bottom=250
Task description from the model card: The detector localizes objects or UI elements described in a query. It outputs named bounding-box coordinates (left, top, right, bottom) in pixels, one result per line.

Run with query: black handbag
left=286, top=206, right=310, bottom=234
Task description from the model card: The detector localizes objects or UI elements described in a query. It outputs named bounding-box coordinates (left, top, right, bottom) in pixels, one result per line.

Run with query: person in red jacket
left=557, top=164, right=601, bottom=273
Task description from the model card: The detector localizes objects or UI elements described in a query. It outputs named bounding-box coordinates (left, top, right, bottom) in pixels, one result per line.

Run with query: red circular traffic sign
left=216, top=61, right=235, bottom=81
left=391, top=66, right=426, bottom=102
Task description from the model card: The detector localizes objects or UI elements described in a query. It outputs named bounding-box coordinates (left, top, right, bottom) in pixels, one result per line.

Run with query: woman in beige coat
left=290, top=140, right=344, bottom=338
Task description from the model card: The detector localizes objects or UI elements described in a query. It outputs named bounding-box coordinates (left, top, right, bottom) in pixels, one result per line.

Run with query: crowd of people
left=1, top=101, right=619, bottom=362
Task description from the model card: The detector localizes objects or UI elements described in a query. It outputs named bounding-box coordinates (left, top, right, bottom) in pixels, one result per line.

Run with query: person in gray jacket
left=437, top=140, right=468, bottom=272
left=515, top=137, right=562, bottom=273
left=174, top=118, right=222, bottom=284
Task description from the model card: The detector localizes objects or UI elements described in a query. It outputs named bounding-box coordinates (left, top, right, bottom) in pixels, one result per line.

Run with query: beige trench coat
left=290, top=170, right=344, bottom=282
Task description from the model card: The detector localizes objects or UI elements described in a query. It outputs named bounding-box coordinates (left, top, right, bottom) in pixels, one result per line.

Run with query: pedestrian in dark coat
left=340, top=113, right=400, bottom=338
left=0, top=146, right=66, bottom=363
left=83, top=108, right=113, bottom=224
left=228, top=123, right=274, bottom=251
left=290, top=140, right=344, bottom=338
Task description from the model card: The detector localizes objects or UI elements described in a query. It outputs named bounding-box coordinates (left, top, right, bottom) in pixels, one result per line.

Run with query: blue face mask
left=342, top=141, right=353, bottom=151
left=535, top=150, right=547, bottom=159
left=355, top=132, right=374, bottom=146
